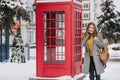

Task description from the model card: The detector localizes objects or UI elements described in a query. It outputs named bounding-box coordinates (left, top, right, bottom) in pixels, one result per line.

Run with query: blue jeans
left=89, top=56, right=100, bottom=80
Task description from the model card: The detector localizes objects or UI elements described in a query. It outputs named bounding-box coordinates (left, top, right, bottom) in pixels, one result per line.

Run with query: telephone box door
left=36, top=4, right=71, bottom=77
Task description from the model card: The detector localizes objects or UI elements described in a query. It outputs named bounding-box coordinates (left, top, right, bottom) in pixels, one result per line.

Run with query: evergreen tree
left=0, top=0, right=30, bottom=30
left=97, top=0, right=120, bottom=43
left=10, top=27, right=26, bottom=63
left=0, top=0, right=30, bottom=62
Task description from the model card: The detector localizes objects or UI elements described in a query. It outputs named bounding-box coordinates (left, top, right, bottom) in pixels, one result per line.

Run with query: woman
left=81, top=22, right=104, bottom=80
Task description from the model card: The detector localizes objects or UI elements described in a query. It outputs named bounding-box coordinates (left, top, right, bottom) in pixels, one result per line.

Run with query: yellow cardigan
left=87, top=34, right=93, bottom=56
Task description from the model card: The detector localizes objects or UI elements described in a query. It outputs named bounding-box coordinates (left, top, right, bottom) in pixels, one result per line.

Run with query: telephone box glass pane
left=44, top=12, right=50, bottom=19
left=58, top=11, right=65, bottom=19
left=74, top=11, right=82, bottom=62
left=46, top=20, right=50, bottom=28
left=58, top=21, right=64, bottom=28
left=51, top=20, right=56, bottom=28
left=57, top=30, right=65, bottom=36
left=51, top=11, right=57, bottom=19
left=44, top=11, right=65, bottom=64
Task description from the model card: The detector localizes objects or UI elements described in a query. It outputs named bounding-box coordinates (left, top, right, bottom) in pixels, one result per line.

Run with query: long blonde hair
left=83, top=22, right=98, bottom=40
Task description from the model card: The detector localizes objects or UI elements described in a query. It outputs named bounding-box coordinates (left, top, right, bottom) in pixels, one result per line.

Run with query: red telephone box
left=36, top=0, right=82, bottom=77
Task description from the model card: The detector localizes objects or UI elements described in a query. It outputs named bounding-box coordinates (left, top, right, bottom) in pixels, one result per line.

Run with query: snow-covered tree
left=0, top=0, right=30, bottom=28
left=10, top=27, right=26, bottom=63
left=97, top=0, right=120, bottom=43
left=0, top=0, right=30, bottom=62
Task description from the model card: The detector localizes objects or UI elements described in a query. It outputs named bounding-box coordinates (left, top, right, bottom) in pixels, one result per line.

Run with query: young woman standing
left=81, top=22, right=105, bottom=80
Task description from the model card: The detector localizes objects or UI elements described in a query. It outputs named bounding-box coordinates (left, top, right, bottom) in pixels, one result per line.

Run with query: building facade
left=22, top=0, right=36, bottom=47
left=82, top=0, right=105, bottom=33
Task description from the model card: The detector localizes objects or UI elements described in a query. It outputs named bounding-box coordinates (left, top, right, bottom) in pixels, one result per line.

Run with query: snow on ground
left=0, top=43, right=120, bottom=80
left=83, top=60, right=120, bottom=80
left=0, top=60, right=36, bottom=80
left=108, top=43, right=120, bottom=58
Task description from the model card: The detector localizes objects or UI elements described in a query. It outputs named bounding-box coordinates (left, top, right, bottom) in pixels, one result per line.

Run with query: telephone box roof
left=36, top=0, right=82, bottom=5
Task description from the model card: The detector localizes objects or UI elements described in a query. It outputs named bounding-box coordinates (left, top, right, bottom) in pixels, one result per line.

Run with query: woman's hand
left=94, top=36, right=98, bottom=40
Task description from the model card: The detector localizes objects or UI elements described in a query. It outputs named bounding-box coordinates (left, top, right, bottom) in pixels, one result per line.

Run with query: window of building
left=83, top=12, right=90, bottom=19
left=83, top=2, right=90, bottom=10
left=82, top=23, right=88, bottom=28
left=28, top=29, right=35, bottom=44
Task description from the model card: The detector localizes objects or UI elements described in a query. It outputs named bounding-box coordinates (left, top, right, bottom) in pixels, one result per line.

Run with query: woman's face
left=88, top=25, right=95, bottom=34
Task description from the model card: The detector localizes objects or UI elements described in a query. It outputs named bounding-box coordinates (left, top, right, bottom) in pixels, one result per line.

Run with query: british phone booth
left=36, top=0, right=82, bottom=77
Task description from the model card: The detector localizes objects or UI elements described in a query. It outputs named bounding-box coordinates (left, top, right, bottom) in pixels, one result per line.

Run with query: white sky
left=114, top=0, right=120, bottom=11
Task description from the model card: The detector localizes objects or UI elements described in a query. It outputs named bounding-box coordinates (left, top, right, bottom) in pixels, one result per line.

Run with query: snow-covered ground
left=0, top=60, right=36, bottom=80
left=108, top=43, right=120, bottom=58
left=84, top=59, right=120, bottom=80
left=0, top=43, right=120, bottom=80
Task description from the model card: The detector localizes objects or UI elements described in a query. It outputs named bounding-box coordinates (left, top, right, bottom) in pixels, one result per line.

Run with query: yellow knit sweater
left=87, top=34, right=93, bottom=56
